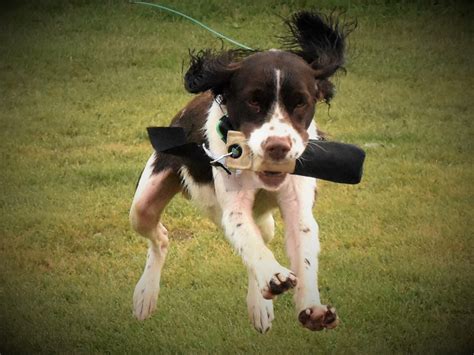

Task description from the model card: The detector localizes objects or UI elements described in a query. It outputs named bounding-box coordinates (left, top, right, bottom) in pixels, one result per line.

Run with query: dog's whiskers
left=307, top=140, right=329, bottom=153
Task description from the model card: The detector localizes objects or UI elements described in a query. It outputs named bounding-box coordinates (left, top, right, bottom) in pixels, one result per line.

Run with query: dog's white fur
left=130, top=71, right=334, bottom=333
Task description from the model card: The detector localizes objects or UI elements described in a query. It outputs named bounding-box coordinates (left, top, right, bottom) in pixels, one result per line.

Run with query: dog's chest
left=179, top=164, right=280, bottom=223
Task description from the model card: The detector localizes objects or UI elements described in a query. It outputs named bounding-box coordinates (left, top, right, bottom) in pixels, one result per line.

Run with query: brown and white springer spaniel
left=130, top=11, right=354, bottom=333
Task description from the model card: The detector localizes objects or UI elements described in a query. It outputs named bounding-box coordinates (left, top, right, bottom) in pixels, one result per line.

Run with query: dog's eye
left=248, top=99, right=259, bottom=107
left=247, top=98, right=261, bottom=112
left=286, top=93, right=308, bottom=111
left=294, top=96, right=307, bottom=108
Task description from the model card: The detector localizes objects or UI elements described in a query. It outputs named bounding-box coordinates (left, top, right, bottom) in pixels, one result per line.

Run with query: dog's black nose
left=263, top=136, right=291, bottom=161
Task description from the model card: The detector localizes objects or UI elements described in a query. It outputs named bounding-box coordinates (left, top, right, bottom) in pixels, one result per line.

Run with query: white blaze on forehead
left=247, top=69, right=306, bottom=160
left=275, top=68, right=281, bottom=94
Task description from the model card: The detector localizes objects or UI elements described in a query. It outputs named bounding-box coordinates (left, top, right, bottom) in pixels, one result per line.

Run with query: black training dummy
left=294, top=140, right=365, bottom=184
left=146, top=127, right=365, bottom=184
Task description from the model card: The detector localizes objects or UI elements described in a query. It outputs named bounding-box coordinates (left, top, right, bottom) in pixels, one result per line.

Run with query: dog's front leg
left=278, top=175, right=339, bottom=331
left=214, top=173, right=297, bottom=300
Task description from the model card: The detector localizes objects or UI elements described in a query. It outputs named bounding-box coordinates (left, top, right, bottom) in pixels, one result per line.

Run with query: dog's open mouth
left=257, top=171, right=288, bottom=187
left=264, top=171, right=283, bottom=176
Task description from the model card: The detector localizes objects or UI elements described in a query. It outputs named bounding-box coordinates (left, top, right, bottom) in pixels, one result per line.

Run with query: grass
left=1, top=0, right=473, bottom=353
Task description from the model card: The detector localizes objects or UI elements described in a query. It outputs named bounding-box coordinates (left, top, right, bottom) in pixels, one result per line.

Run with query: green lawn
left=1, top=0, right=473, bottom=353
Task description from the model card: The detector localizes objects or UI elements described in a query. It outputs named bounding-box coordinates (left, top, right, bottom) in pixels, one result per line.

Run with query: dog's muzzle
left=225, top=131, right=296, bottom=173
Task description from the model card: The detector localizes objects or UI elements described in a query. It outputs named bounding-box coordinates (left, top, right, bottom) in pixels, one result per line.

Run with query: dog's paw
left=132, top=273, right=160, bottom=321
left=248, top=296, right=274, bottom=334
left=298, top=305, right=339, bottom=331
left=259, top=265, right=297, bottom=300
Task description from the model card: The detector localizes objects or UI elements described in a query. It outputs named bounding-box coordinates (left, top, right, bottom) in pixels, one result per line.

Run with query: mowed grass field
left=1, top=0, right=473, bottom=353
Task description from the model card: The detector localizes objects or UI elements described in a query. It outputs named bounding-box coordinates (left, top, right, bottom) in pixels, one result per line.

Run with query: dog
left=130, top=11, right=354, bottom=333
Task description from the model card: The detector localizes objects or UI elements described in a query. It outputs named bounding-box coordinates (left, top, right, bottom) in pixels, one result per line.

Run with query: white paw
left=248, top=297, right=274, bottom=333
left=132, top=266, right=161, bottom=320
left=256, top=261, right=297, bottom=300
left=247, top=274, right=274, bottom=333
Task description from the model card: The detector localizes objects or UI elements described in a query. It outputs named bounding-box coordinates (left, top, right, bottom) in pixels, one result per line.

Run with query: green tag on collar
left=216, top=115, right=229, bottom=143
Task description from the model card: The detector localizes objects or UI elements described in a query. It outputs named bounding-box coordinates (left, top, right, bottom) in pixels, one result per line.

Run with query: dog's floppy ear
left=283, top=11, right=355, bottom=101
left=184, top=49, right=247, bottom=96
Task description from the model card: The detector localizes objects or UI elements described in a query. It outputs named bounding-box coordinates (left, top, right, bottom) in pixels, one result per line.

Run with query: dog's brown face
left=224, top=51, right=319, bottom=187
left=225, top=51, right=317, bottom=136
left=184, top=11, right=353, bottom=187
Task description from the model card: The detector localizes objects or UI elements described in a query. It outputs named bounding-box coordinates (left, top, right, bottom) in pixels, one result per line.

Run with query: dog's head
left=184, top=11, right=354, bottom=188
